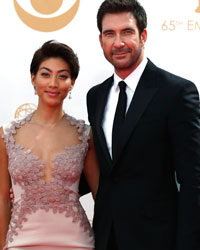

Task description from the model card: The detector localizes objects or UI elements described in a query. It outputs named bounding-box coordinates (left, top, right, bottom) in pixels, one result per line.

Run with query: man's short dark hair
left=97, top=0, right=147, bottom=35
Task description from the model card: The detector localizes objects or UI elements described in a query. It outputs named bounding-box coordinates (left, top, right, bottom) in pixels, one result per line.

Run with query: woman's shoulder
left=65, top=113, right=90, bottom=135
left=1, top=112, right=32, bottom=135
left=0, top=126, right=4, bottom=137
left=1, top=119, right=17, bottom=134
left=65, top=113, right=86, bottom=126
left=0, top=119, right=15, bottom=147
left=0, top=126, right=7, bottom=152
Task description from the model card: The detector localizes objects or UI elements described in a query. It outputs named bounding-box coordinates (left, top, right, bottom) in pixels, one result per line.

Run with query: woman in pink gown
left=0, top=40, right=99, bottom=250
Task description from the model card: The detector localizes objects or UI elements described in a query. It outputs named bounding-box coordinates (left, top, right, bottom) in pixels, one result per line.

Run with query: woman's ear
left=31, top=73, right=36, bottom=88
left=71, top=79, right=76, bottom=88
left=31, top=73, right=37, bottom=95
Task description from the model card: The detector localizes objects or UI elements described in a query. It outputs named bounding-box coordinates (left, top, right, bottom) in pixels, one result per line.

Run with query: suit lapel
left=95, top=76, right=113, bottom=165
left=113, top=60, right=158, bottom=164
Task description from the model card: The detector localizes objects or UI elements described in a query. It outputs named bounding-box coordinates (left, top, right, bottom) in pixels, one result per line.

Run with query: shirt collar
left=113, top=57, right=148, bottom=91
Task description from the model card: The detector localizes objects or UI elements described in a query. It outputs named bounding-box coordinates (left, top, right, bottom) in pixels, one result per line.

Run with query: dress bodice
left=2, top=112, right=93, bottom=245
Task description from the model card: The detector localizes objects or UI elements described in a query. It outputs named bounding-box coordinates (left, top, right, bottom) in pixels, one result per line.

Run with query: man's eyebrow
left=102, top=29, right=114, bottom=34
left=103, top=27, right=135, bottom=34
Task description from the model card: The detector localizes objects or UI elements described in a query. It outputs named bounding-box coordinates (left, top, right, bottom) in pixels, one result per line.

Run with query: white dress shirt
left=102, top=57, right=148, bottom=157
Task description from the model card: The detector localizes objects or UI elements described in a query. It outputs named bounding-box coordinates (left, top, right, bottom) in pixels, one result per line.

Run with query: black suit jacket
left=86, top=59, right=200, bottom=250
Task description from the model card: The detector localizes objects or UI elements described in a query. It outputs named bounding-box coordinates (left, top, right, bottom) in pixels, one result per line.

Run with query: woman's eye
left=59, top=75, right=68, bottom=79
left=41, top=72, right=49, bottom=77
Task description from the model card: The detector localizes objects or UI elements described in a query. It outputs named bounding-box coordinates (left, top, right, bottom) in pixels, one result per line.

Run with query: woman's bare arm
left=83, top=130, right=99, bottom=200
left=0, top=127, right=11, bottom=250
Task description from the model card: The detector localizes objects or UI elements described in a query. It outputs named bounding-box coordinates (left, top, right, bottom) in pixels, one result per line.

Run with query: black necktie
left=112, top=81, right=127, bottom=158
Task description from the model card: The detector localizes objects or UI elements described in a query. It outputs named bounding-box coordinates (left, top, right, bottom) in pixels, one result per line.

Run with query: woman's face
left=31, top=57, right=75, bottom=107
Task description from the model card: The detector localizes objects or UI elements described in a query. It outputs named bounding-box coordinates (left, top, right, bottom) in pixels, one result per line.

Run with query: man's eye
left=123, top=30, right=133, bottom=35
left=104, top=32, right=114, bottom=37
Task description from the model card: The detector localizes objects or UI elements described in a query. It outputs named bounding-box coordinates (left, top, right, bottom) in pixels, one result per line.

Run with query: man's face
left=99, top=12, right=147, bottom=78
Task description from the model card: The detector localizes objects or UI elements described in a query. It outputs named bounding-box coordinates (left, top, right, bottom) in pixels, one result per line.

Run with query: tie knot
left=119, top=81, right=126, bottom=92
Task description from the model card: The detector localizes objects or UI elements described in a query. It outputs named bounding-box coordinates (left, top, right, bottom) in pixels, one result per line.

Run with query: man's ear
left=141, top=29, right=147, bottom=47
left=99, top=34, right=103, bottom=48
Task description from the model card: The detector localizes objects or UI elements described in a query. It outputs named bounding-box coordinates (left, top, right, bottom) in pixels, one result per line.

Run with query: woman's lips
left=45, top=91, right=59, bottom=97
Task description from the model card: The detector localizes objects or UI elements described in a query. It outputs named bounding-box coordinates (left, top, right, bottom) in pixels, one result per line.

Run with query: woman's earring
left=68, top=91, right=72, bottom=99
left=34, top=87, right=37, bottom=95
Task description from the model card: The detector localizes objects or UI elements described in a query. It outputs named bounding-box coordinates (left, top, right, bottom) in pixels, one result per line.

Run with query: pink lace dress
left=2, top=113, right=94, bottom=250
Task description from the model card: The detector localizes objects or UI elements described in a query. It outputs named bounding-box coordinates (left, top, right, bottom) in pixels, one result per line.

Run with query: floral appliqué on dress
left=2, top=112, right=93, bottom=243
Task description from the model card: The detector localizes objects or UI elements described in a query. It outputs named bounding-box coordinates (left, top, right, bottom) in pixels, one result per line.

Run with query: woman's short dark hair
left=30, top=40, right=80, bottom=79
left=97, top=0, right=147, bottom=35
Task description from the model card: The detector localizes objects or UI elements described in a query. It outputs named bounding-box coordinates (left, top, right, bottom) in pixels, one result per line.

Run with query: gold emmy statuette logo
left=196, top=0, right=200, bottom=12
left=15, top=103, right=37, bottom=119
left=13, top=0, right=80, bottom=32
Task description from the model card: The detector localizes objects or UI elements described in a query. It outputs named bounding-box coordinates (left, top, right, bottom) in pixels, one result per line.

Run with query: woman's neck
left=31, top=105, right=64, bottom=127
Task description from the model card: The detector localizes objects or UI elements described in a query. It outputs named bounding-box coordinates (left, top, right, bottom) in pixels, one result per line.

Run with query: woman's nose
left=49, top=76, right=58, bottom=87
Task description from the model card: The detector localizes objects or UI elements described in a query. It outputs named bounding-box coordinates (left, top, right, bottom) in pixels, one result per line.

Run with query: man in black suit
left=87, top=0, right=200, bottom=249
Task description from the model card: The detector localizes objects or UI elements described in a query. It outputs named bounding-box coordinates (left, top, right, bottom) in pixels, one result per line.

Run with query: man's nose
left=113, top=35, right=125, bottom=48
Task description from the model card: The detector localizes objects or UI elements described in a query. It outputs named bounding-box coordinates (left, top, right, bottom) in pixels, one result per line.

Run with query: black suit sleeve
left=168, top=81, right=200, bottom=250
left=87, top=87, right=95, bottom=126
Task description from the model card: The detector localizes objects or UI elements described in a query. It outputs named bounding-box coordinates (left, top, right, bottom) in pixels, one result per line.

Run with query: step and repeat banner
left=0, top=0, right=200, bottom=222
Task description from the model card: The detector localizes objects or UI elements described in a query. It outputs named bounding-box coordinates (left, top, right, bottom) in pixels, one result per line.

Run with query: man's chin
left=113, top=62, right=131, bottom=70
